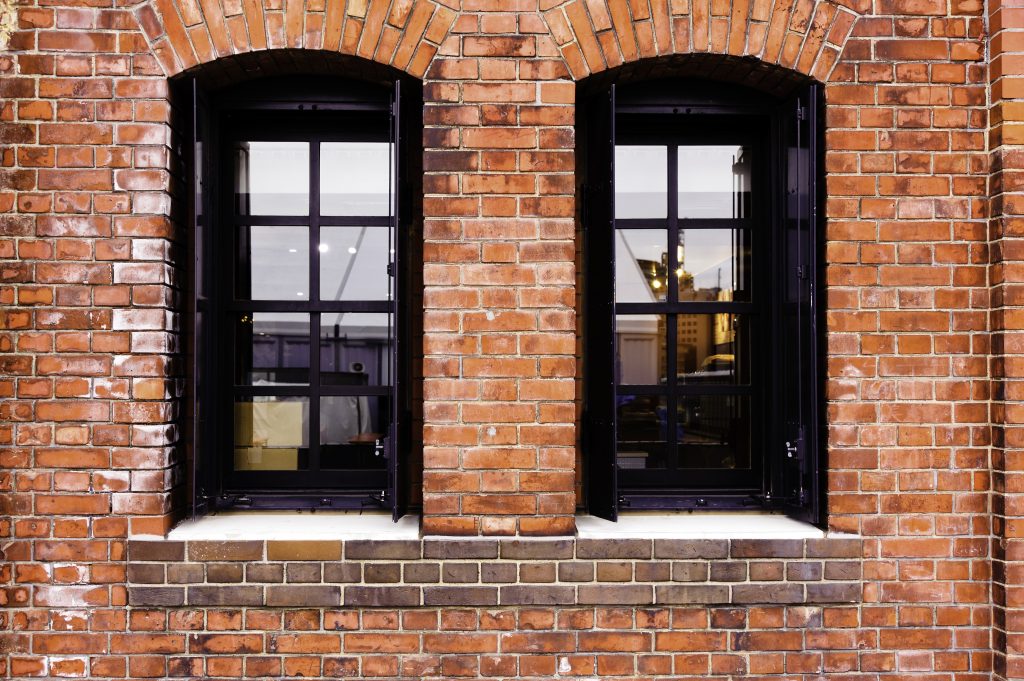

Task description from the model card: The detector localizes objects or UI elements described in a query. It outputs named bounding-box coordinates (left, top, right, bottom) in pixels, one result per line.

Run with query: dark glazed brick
left=519, top=562, right=556, bottom=583
left=443, top=563, right=479, bottom=583
left=654, top=539, right=728, bottom=560
left=786, top=561, right=823, bottom=581
left=634, top=561, right=670, bottom=582
left=806, top=582, right=861, bottom=603
left=824, top=561, right=861, bottom=580
left=188, top=541, right=263, bottom=562
left=655, top=585, right=730, bottom=605
left=364, top=563, right=402, bottom=583
left=207, top=563, right=243, bottom=583
left=577, top=584, right=653, bottom=605
left=126, top=563, right=164, bottom=584
left=286, top=563, right=322, bottom=583
left=422, top=586, right=497, bottom=606
left=266, top=585, right=340, bottom=607
left=404, top=563, right=441, bottom=583
left=129, top=587, right=185, bottom=606
left=596, top=561, right=632, bottom=582
left=323, top=563, right=361, bottom=583
left=246, top=563, right=284, bottom=583
left=806, top=537, right=862, bottom=558
left=129, top=540, right=185, bottom=562
left=267, top=540, right=341, bottom=561
left=481, top=563, right=517, bottom=583
left=424, top=539, right=498, bottom=559
left=748, top=561, right=784, bottom=581
left=167, top=563, right=205, bottom=584
left=499, top=539, right=574, bottom=560
left=558, top=562, right=594, bottom=582
left=344, top=586, right=420, bottom=607
left=710, top=562, right=747, bottom=582
left=345, top=540, right=420, bottom=560
left=731, top=583, right=804, bottom=604
left=499, top=585, right=575, bottom=605
left=671, top=562, right=708, bottom=582
left=577, top=539, right=651, bottom=559
left=188, top=585, right=263, bottom=606
left=730, top=539, right=804, bottom=559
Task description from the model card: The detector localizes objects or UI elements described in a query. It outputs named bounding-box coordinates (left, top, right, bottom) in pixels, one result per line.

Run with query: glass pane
left=616, top=229, right=667, bottom=303
left=233, top=396, right=309, bottom=471
left=235, top=142, right=309, bottom=215
left=320, top=227, right=390, bottom=301
left=320, top=395, right=391, bottom=470
left=616, top=314, right=666, bottom=385
left=616, top=395, right=668, bottom=470
left=321, top=142, right=391, bottom=216
left=615, top=145, right=667, bottom=219
left=676, top=228, right=750, bottom=302
left=235, top=313, right=309, bottom=386
left=676, top=314, right=749, bottom=385
left=677, top=146, right=751, bottom=219
left=677, top=395, right=750, bottom=469
left=236, top=226, right=309, bottom=301
left=320, top=313, right=392, bottom=386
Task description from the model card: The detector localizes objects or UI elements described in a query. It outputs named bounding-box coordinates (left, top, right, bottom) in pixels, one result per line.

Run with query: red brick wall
left=0, top=0, right=1008, bottom=676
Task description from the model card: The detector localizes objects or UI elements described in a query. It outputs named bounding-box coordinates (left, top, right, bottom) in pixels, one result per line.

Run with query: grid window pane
left=616, top=314, right=667, bottom=386
left=236, top=225, right=309, bottom=301
left=677, top=145, right=751, bottom=219
left=234, top=142, right=309, bottom=216
left=320, top=142, right=391, bottom=216
left=615, top=145, right=667, bottom=219
left=233, top=396, right=309, bottom=472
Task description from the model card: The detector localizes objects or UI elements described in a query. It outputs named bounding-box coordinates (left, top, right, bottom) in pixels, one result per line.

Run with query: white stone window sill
left=160, top=511, right=827, bottom=541
left=576, top=512, right=827, bottom=539
left=165, top=511, right=420, bottom=541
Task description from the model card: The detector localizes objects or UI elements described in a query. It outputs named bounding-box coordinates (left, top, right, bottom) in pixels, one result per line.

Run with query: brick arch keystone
left=540, top=0, right=864, bottom=82
left=132, top=0, right=458, bottom=78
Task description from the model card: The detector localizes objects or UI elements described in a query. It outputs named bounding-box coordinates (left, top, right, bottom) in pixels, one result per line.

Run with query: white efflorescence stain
left=485, top=310, right=495, bottom=321
left=557, top=657, right=572, bottom=674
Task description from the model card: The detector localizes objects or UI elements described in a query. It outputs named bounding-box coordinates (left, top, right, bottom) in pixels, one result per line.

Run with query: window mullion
left=309, top=138, right=322, bottom=477
left=666, top=145, right=680, bottom=474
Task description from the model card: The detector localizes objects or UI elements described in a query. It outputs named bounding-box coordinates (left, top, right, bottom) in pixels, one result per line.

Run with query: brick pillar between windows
left=420, top=6, right=579, bottom=536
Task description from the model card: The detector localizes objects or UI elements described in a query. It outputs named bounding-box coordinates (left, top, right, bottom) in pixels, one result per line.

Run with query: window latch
left=785, top=440, right=798, bottom=459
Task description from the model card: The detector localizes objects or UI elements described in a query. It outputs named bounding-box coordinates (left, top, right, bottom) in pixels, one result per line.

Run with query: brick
left=187, top=586, right=263, bottom=606
left=266, top=585, right=340, bottom=607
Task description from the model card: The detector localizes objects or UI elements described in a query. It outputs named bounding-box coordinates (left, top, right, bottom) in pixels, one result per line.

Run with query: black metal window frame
left=581, top=78, right=823, bottom=523
left=182, top=75, right=419, bottom=518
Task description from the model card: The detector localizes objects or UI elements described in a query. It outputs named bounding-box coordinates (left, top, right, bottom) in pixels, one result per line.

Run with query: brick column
left=991, top=0, right=1024, bottom=675
left=421, top=1, right=578, bottom=536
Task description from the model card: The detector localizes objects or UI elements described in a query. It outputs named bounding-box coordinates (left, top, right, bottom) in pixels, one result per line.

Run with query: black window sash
left=583, top=84, right=618, bottom=521
left=586, top=81, right=822, bottom=523
left=186, top=76, right=410, bottom=514
left=774, top=83, right=822, bottom=523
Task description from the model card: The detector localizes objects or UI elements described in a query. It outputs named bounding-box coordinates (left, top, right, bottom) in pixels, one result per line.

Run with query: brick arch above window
left=132, top=0, right=457, bottom=78
left=540, top=0, right=862, bottom=82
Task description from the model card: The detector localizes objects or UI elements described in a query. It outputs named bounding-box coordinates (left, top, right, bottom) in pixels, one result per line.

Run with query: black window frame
left=181, top=74, right=420, bottom=518
left=580, top=78, right=823, bottom=523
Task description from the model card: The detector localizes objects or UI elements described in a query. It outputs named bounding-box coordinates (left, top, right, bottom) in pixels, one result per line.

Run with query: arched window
left=580, top=75, right=822, bottom=523
left=180, top=62, right=420, bottom=517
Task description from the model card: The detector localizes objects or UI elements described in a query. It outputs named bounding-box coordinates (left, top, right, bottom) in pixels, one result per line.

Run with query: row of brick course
left=121, top=537, right=866, bottom=608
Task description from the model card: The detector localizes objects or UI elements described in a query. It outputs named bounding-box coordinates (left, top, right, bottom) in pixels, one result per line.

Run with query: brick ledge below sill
left=159, top=511, right=828, bottom=541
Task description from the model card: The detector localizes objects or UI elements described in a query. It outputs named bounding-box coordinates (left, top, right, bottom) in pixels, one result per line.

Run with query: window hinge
left=796, top=105, right=808, bottom=121
left=387, top=262, right=394, bottom=277
left=796, top=265, right=807, bottom=280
